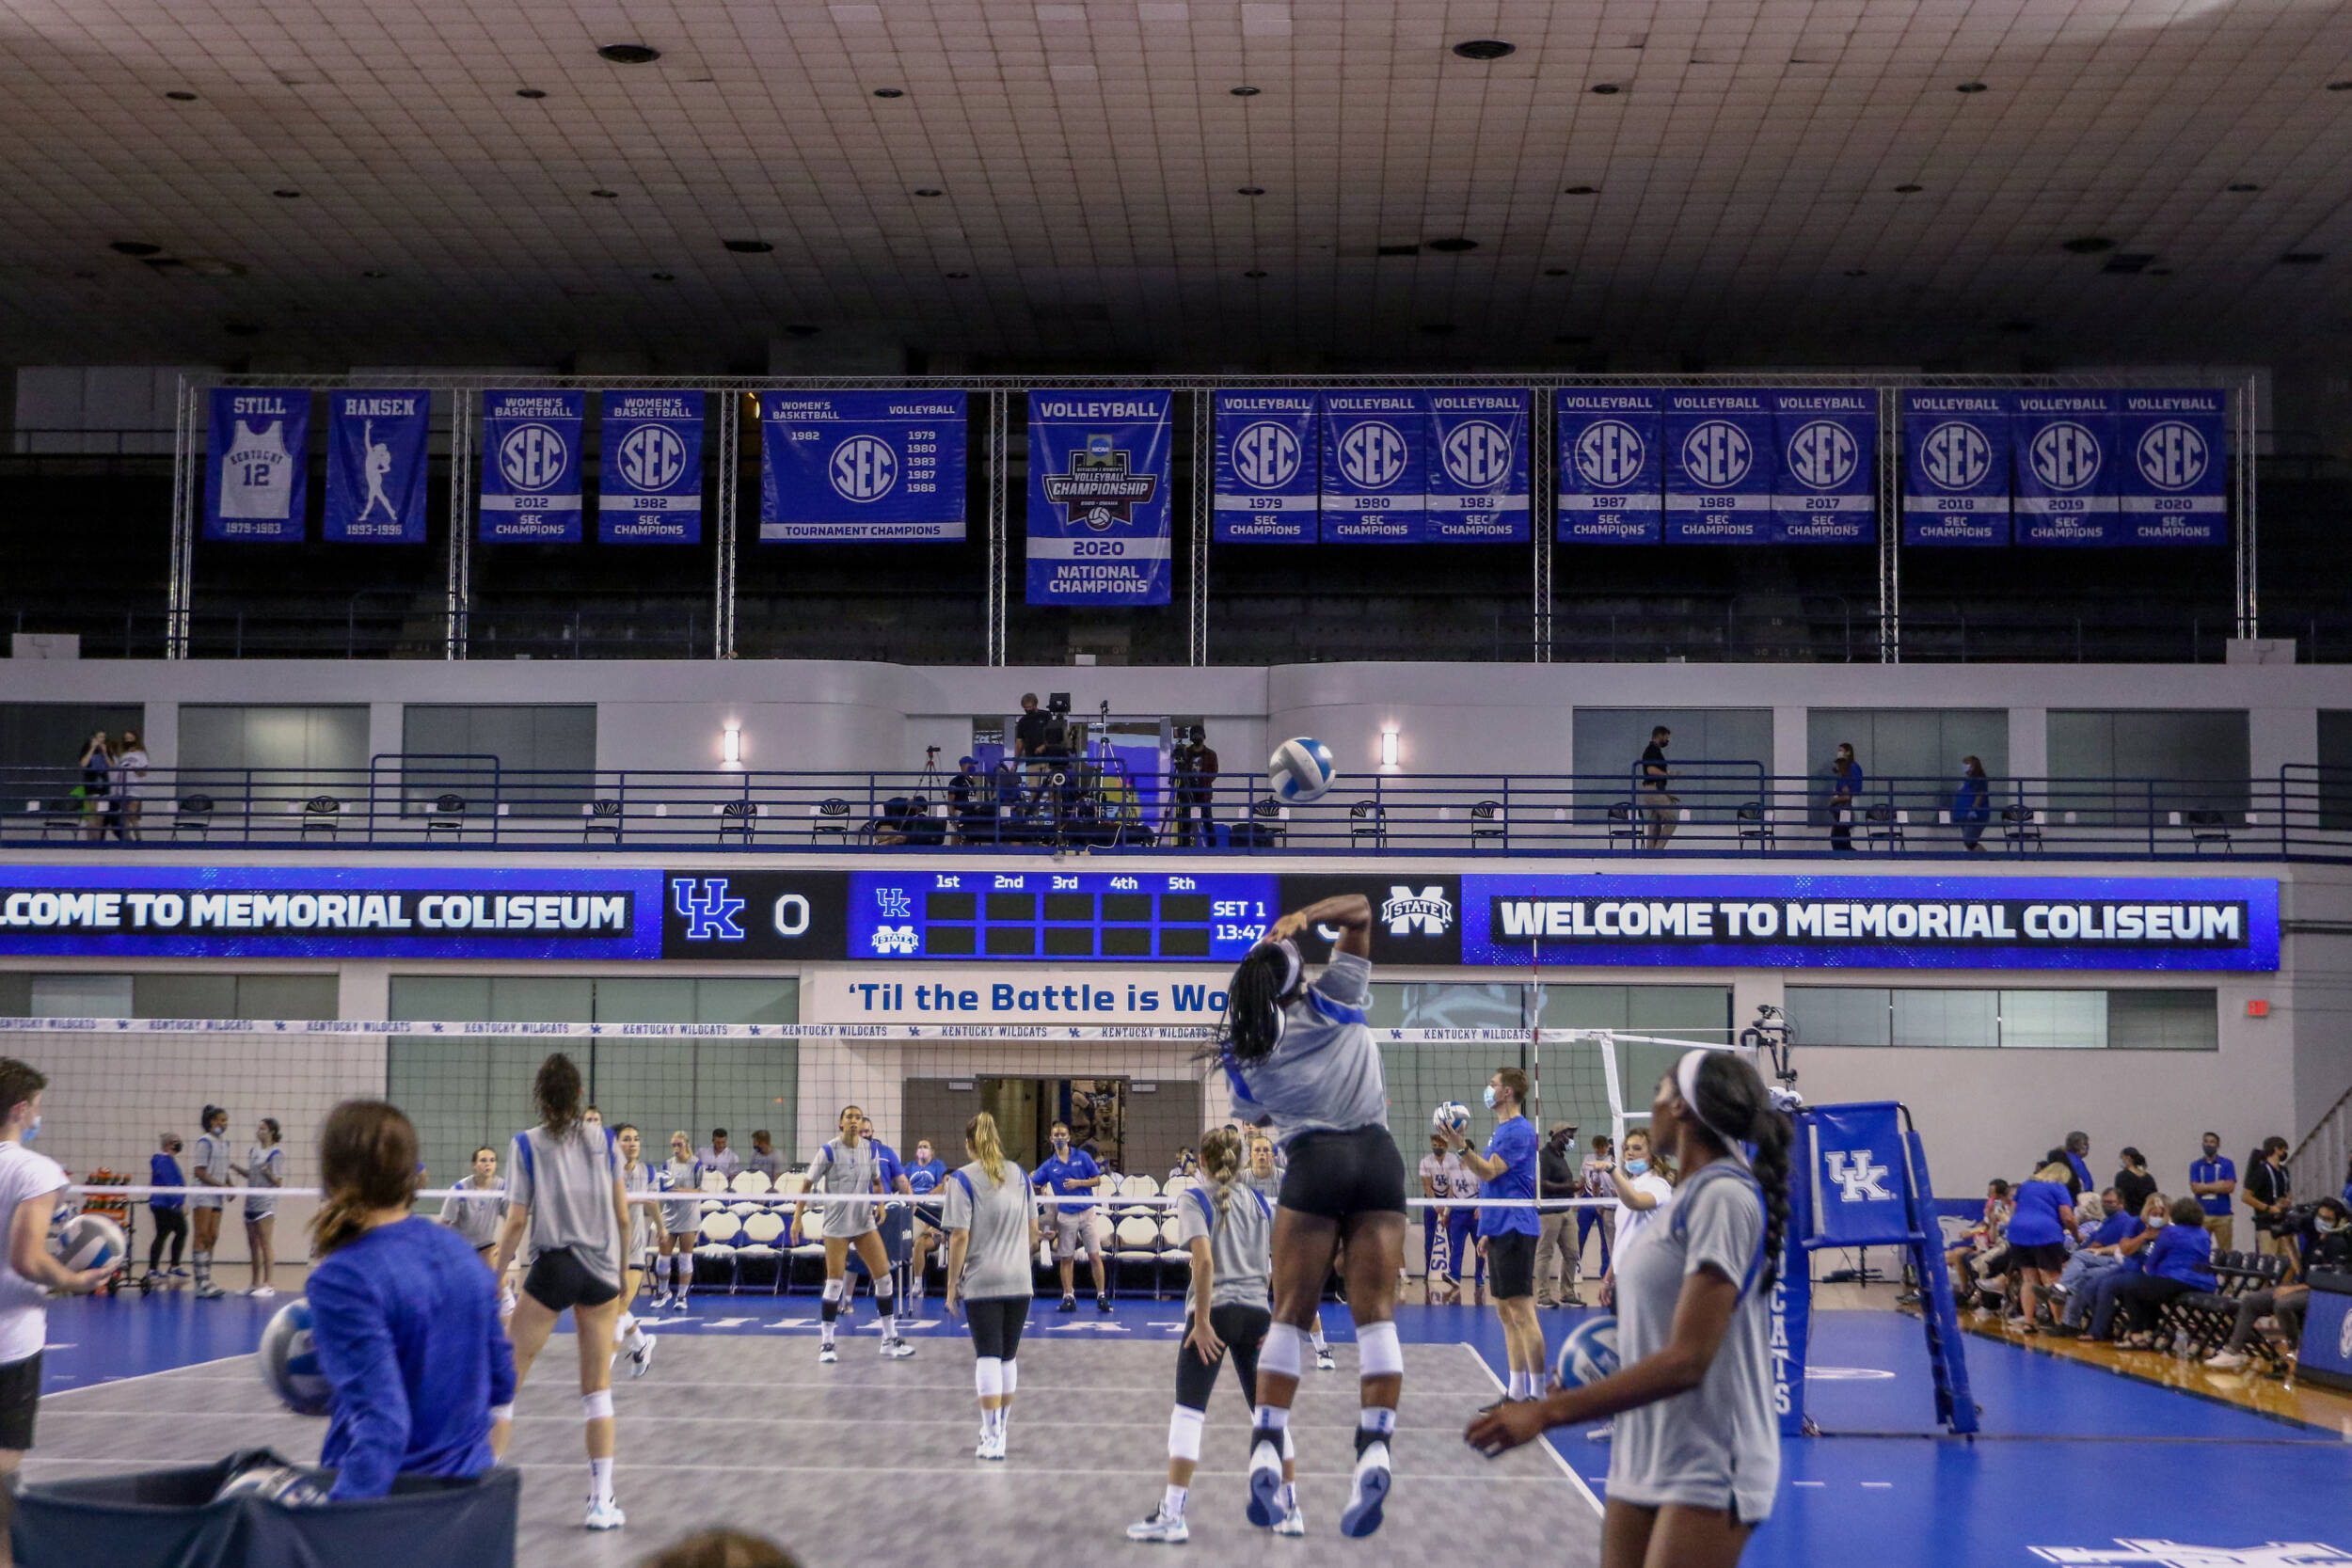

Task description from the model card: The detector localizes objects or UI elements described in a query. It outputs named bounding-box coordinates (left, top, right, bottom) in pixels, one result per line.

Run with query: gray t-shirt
left=1608, top=1161, right=1779, bottom=1522
left=622, top=1159, right=657, bottom=1255
left=1178, top=1180, right=1275, bottom=1311
left=244, top=1144, right=285, bottom=1218
left=805, top=1137, right=882, bottom=1238
left=941, top=1160, right=1035, bottom=1301
left=192, top=1131, right=232, bottom=1210
left=1223, top=952, right=1386, bottom=1147
left=508, top=1121, right=625, bottom=1289
left=436, top=1175, right=507, bottom=1249
left=660, top=1156, right=704, bottom=1234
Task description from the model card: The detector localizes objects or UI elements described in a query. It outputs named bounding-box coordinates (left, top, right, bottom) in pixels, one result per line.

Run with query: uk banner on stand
left=480, top=390, right=584, bottom=542
left=1556, top=388, right=1662, bottom=543
left=598, top=390, right=704, bottom=545
left=323, top=390, right=429, bottom=543
left=1665, top=390, right=1773, bottom=542
left=1426, top=389, right=1529, bottom=542
left=1900, top=391, right=2010, bottom=546
left=1212, top=390, right=1317, bottom=543
left=759, top=390, right=967, bottom=541
left=2118, top=389, right=2227, bottom=546
left=1321, top=389, right=1426, bottom=542
left=1025, top=389, right=1171, bottom=605
left=205, top=388, right=308, bottom=541
left=2011, top=390, right=2118, bottom=546
left=1772, top=390, right=1875, bottom=544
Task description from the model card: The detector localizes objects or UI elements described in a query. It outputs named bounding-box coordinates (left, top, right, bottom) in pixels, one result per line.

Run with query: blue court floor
left=38, top=1291, right=2352, bottom=1567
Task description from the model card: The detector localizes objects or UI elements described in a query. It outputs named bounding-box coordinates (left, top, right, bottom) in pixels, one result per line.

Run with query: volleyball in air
left=1554, top=1315, right=1621, bottom=1391
left=1267, top=736, right=1339, bottom=804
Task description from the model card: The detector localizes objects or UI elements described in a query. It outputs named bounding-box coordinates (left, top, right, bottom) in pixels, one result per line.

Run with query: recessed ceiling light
left=1375, top=243, right=1420, bottom=257
left=649, top=271, right=675, bottom=281
left=1236, top=185, right=1265, bottom=196
left=944, top=271, right=971, bottom=278
left=872, top=87, right=904, bottom=98
left=1998, top=319, right=2035, bottom=333
left=1542, top=267, right=1568, bottom=277
left=108, top=241, right=163, bottom=257
left=360, top=269, right=388, bottom=278
left=723, top=239, right=774, bottom=254
left=785, top=325, right=820, bottom=338
left=1589, top=83, right=1622, bottom=94
left=165, top=90, right=198, bottom=102
left=271, top=188, right=301, bottom=198
left=597, top=43, right=660, bottom=64
left=1230, top=86, right=1261, bottom=97
left=1553, top=334, right=1594, bottom=345
left=1956, top=81, right=1988, bottom=93
left=1563, top=185, right=1598, bottom=196
left=2060, top=235, right=2116, bottom=254
left=1843, top=268, right=1869, bottom=277
left=2329, top=81, right=2352, bottom=91
left=590, top=188, right=618, bottom=198
left=1893, top=183, right=1923, bottom=194
left=1424, top=237, right=1478, bottom=253
left=1453, top=40, right=1515, bottom=60
left=515, top=88, right=547, bottom=99
left=2149, top=267, right=2174, bottom=277
left=2280, top=251, right=2326, bottom=264
left=222, top=322, right=263, bottom=338
left=1244, top=268, right=1268, bottom=278
left=1418, top=323, right=1457, bottom=335
left=914, top=187, right=944, bottom=198
left=2226, top=182, right=2260, bottom=192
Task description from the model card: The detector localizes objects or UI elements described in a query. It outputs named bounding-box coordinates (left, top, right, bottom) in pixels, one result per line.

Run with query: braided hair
left=1684, top=1051, right=1793, bottom=1291
left=1212, top=941, right=1302, bottom=1064
left=1198, top=1125, right=1244, bottom=1221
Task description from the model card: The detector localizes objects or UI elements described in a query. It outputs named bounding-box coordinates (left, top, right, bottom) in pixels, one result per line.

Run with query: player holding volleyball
left=1468, top=1050, right=1790, bottom=1568
left=941, top=1111, right=1038, bottom=1460
left=796, top=1103, right=914, bottom=1365
left=1216, top=893, right=1405, bottom=1539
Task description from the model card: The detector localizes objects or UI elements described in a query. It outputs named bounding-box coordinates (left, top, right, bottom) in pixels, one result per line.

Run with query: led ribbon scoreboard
left=845, top=871, right=1276, bottom=961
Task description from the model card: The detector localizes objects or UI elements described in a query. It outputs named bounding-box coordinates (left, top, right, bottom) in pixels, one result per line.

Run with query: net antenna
left=1563, top=1027, right=1753, bottom=1160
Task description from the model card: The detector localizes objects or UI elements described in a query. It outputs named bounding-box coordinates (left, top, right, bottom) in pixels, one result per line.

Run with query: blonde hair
left=965, top=1111, right=1007, bottom=1185
left=1199, top=1125, right=1245, bottom=1220
left=2033, top=1161, right=2075, bottom=1185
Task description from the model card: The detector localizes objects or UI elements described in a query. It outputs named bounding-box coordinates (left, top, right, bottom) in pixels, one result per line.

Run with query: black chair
left=811, top=798, right=852, bottom=841
left=718, top=799, right=757, bottom=843
left=582, top=798, right=622, bottom=843
left=1348, top=799, right=1388, bottom=848
left=1736, top=800, right=1774, bottom=851
left=425, top=792, right=468, bottom=841
left=2001, top=805, right=2043, bottom=852
left=2185, top=809, right=2233, bottom=852
left=37, top=799, right=84, bottom=841
left=1605, top=800, right=1641, bottom=850
left=299, top=795, right=342, bottom=842
left=172, top=793, right=214, bottom=842
left=1862, top=804, right=1904, bottom=851
left=1469, top=799, right=1505, bottom=848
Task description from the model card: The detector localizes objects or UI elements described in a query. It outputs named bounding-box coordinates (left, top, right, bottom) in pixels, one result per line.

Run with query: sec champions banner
left=1901, top=391, right=2009, bottom=546
left=2119, top=389, right=2226, bottom=546
left=1665, top=390, right=1773, bottom=543
left=2010, top=390, right=2118, bottom=546
left=480, top=390, right=584, bottom=543
left=205, top=388, right=308, bottom=542
left=1026, top=389, right=1171, bottom=606
left=1213, top=391, right=1317, bottom=543
left=1772, top=390, right=1875, bottom=544
left=760, top=390, right=967, bottom=542
left=323, top=390, right=428, bottom=544
left=598, top=391, right=703, bottom=545
left=1556, top=389, right=1663, bottom=543
left=1427, top=389, right=1529, bottom=542
left=1322, top=390, right=1426, bottom=542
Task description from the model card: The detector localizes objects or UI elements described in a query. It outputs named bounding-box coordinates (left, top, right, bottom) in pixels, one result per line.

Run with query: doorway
left=898, top=1074, right=1201, bottom=1178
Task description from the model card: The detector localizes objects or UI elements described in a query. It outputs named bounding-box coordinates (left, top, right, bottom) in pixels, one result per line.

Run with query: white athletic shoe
left=584, top=1498, right=626, bottom=1531
left=818, top=1342, right=838, bottom=1365
left=1275, top=1503, right=1306, bottom=1538
left=668, top=1291, right=689, bottom=1314
left=1314, top=1345, right=1336, bottom=1372
left=628, top=1335, right=657, bottom=1379
left=1127, top=1507, right=1189, bottom=1544
left=880, top=1336, right=916, bottom=1359
left=247, top=1286, right=277, bottom=1299
left=1245, top=1439, right=1284, bottom=1528
left=1339, top=1441, right=1391, bottom=1539
left=196, top=1284, right=226, bottom=1301
left=975, top=1430, right=1006, bottom=1461
left=2203, top=1349, right=2249, bottom=1370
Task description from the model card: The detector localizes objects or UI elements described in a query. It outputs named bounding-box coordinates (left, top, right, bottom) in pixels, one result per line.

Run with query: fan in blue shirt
left=904, top=1140, right=950, bottom=1301
left=2089, top=1197, right=2215, bottom=1343
left=1446, top=1070, right=1548, bottom=1402
left=2189, top=1133, right=2237, bottom=1224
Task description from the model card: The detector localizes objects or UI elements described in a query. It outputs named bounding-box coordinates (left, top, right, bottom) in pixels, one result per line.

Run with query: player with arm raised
left=1216, top=893, right=1405, bottom=1539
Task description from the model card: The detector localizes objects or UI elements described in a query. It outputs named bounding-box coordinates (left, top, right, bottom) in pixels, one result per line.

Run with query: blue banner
left=1556, top=388, right=1663, bottom=543
left=1665, top=390, right=1774, bottom=543
left=2011, top=390, right=2119, bottom=546
left=323, top=390, right=428, bottom=544
left=1901, top=391, right=2009, bottom=546
left=760, top=390, right=967, bottom=542
left=205, top=388, right=309, bottom=542
left=1426, top=389, right=1529, bottom=542
left=1774, top=1156, right=1813, bottom=1436
left=1805, top=1102, right=1915, bottom=1247
left=1772, top=390, right=1875, bottom=544
left=598, top=390, right=704, bottom=545
left=1321, top=390, right=1426, bottom=542
left=1026, top=389, right=1171, bottom=605
left=1213, top=391, right=1318, bottom=543
left=2118, top=389, right=2227, bottom=546
left=480, top=389, right=584, bottom=542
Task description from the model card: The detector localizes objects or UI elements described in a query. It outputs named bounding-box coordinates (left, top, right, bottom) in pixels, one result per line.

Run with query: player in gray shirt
left=437, top=1145, right=508, bottom=1257
left=1468, top=1048, right=1791, bottom=1550
left=654, top=1132, right=705, bottom=1311
left=944, top=1111, right=1039, bottom=1461
left=796, top=1103, right=912, bottom=1365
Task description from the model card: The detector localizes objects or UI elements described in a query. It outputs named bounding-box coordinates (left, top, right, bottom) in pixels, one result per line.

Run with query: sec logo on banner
left=500, top=423, right=569, bottom=491
left=615, top=424, right=688, bottom=492
left=1920, top=420, right=1993, bottom=490
left=1576, top=420, right=1646, bottom=489
left=1682, top=420, right=1753, bottom=487
left=2029, top=421, right=2103, bottom=491
left=1441, top=420, right=1514, bottom=487
left=1785, top=420, right=1860, bottom=490
left=2135, top=420, right=2208, bottom=491
left=830, top=434, right=899, bottom=501
left=1338, top=420, right=1409, bottom=487
left=1233, top=420, right=1303, bottom=488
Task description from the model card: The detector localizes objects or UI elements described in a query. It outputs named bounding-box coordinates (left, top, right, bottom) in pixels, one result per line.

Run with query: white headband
left=1675, top=1049, right=1750, bottom=1164
left=1273, top=938, right=1302, bottom=996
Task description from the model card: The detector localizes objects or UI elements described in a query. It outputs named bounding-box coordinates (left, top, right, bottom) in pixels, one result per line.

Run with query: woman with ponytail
left=304, top=1100, right=514, bottom=1501
left=942, top=1112, right=1039, bottom=1461
left=1469, top=1049, right=1790, bottom=1567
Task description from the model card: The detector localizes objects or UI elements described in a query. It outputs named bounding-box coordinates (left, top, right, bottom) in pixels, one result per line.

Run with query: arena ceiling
left=1, top=0, right=2348, bottom=372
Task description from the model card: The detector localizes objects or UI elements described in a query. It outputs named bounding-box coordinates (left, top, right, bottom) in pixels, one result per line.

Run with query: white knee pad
left=1358, top=1320, right=1403, bottom=1380
left=875, top=1273, right=894, bottom=1302
left=1168, top=1405, right=1205, bottom=1464
left=975, top=1356, right=1003, bottom=1398
left=821, top=1276, right=845, bottom=1303
left=1262, top=1321, right=1309, bottom=1381
left=488, top=1403, right=515, bottom=1425
left=1001, top=1359, right=1018, bottom=1395
left=581, top=1389, right=613, bottom=1421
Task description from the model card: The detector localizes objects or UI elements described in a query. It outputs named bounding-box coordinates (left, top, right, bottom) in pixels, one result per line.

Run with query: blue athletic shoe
left=1245, top=1436, right=1284, bottom=1528
left=1339, top=1441, right=1390, bottom=1539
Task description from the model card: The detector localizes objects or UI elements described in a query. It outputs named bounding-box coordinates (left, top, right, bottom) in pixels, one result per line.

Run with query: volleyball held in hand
left=260, top=1298, right=334, bottom=1417
left=1267, top=736, right=1338, bottom=804
left=1431, top=1100, right=1471, bottom=1135
left=1554, top=1315, right=1621, bottom=1391
left=51, top=1213, right=126, bottom=1274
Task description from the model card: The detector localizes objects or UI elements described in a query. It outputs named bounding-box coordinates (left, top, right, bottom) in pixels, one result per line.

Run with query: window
left=0, top=703, right=146, bottom=809
left=1571, top=708, right=1772, bottom=824
left=401, top=705, right=596, bottom=816
left=2316, top=711, right=2352, bottom=831
left=178, top=705, right=370, bottom=800
left=0, top=972, right=333, bottom=1019
left=1806, top=708, right=2008, bottom=816
left=1787, top=987, right=2217, bottom=1050
left=2047, top=710, right=2249, bottom=825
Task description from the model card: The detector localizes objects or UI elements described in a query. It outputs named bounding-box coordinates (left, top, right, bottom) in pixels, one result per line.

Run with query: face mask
left=2147, top=1215, right=2168, bottom=1228
left=20, top=1117, right=38, bottom=1142
left=2316, top=1218, right=2342, bottom=1235
left=1625, top=1159, right=1648, bottom=1176
left=1482, top=1085, right=1499, bottom=1111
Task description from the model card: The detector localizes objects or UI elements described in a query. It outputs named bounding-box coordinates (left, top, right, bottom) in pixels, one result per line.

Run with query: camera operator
left=947, top=755, right=992, bottom=845
left=1014, top=693, right=1054, bottom=800
left=1171, top=724, right=1218, bottom=848
left=2204, top=1196, right=2351, bottom=1370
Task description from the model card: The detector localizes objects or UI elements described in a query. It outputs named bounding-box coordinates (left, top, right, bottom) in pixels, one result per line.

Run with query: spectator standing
left=743, top=1132, right=783, bottom=1182
left=698, top=1130, right=740, bottom=1181
left=1639, top=726, right=1677, bottom=851
left=1578, top=1135, right=1615, bottom=1284
left=109, top=730, right=151, bottom=842
left=1534, top=1122, right=1583, bottom=1309
left=2062, top=1132, right=2093, bottom=1198
left=1599, top=1128, right=1673, bottom=1309
left=1952, top=755, right=1991, bottom=851
left=2003, top=1160, right=2078, bottom=1332
left=1012, top=693, right=1056, bottom=800
left=1036, top=1121, right=1110, bottom=1314
left=2245, top=1136, right=2294, bottom=1259
left=1171, top=725, right=1219, bottom=848
left=2190, top=1132, right=2237, bottom=1252
left=75, top=729, right=111, bottom=842
left=1825, top=742, right=1863, bottom=853
left=1447, top=1069, right=1546, bottom=1403
left=2113, top=1148, right=2158, bottom=1223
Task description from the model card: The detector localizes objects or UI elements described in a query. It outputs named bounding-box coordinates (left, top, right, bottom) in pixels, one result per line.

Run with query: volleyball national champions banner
left=1556, top=388, right=1663, bottom=543
left=1664, top=390, right=1773, bottom=542
left=760, top=390, right=968, bottom=542
left=1025, top=389, right=1171, bottom=605
left=597, top=390, right=704, bottom=545
left=1772, top=390, right=1875, bottom=545
left=1425, top=389, right=1529, bottom=542
left=1212, top=391, right=1317, bottom=543
left=479, top=389, right=584, bottom=542
left=1901, top=391, right=2010, bottom=546
left=323, top=389, right=429, bottom=544
left=1321, top=389, right=1426, bottom=542
left=205, top=388, right=308, bottom=542
left=2010, top=390, right=2119, bottom=546
left=2118, top=389, right=2227, bottom=546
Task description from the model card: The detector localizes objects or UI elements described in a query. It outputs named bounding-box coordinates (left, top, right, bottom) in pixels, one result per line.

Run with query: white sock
left=1162, top=1482, right=1187, bottom=1518
left=987, top=1405, right=1006, bottom=1437
left=1253, top=1404, right=1289, bottom=1440
left=618, top=1313, right=643, bottom=1350
left=1359, top=1406, right=1396, bottom=1438
left=1509, top=1369, right=1529, bottom=1400
left=1279, top=1481, right=1297, bottom=1511
left=1311, top=1325, right=1328, bottom=1353
left=588, top=1456, right=614, bottom=1507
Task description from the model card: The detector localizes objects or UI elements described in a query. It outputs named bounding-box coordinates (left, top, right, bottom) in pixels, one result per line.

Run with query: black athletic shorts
left=1278, top=1126, right=1408, bottom=1220
left=2008, top=1241, right=2069, bottom=1273
left=524, top=1248, right=621, bottom=1313
left=0, top=1352, right=40, bottom=1451
left=965, top=1295, right=1030, bottom=1360
left=1176, top=1303, right=1271, bottom=1411
left=1486, top=1230, right=1537, bottom=1300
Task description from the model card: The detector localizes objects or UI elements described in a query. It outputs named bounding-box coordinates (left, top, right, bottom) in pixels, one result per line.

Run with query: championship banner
left=480, top=389, right=584, bottom=542
left=2118, top=389, right=2226, bottom=546
left=1772, top=390, right=1875, bottom=544
left=1426, top=389, right=1529, bottom=542
left=322, top=389, right=428, bottom=544
left=204, top=388, right=308, bottom=542
left=1212, top=390, right=1317, bottom=543
left=1025, top=389, right=1171, bottom=606
left=2010, top=390, right=2118, bottom=546
left=759, top=390, right=968, bottom=542
left=1556, top=388, right=1663, bottom=544
left=1321, top=389, right=1426, bottom=542
left=1901, top=391, right=2010, bottom=546
left=597, top=390, right=704, bottom=545
left=1664, top=390, right=1773, bottom=543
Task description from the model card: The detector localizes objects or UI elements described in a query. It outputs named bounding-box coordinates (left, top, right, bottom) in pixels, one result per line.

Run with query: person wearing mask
left=1640, top=726, right=1677, bottom=851
left=2054, top=1192, right=2168, bottom=1338
left=1600, top=1128, right=1673, bottom=1310
left=75, top=730, right=111, bottom=842
left=2061, top=1132, right=2093, bottom=1198
left=2048, top=1189, right=2139, bottom=1329
left=189, top=1104, right=232, bottom=1300
left=1579, top=1134, right=1616, bottom=1285
left=699, top=1129, right=741, bottom=1181
left=2096, top=1196, right=2217, bottom=1349
left=307, top=1100, right=514, bottom=1502
left=1535, top=1123, right=1585, bottom=1309
left=1446, top=1069, right=1546, bottom=1405
left=742, top=1132, right=783, bottom=1183
left=143, top=1132, right=189, bottom=1288
left=2113, top=1148, right=2158, bottom=1223
left=904, top=1138, right=948, bottom=1303
left=2002, top=1159, right=2079, bottom=1332
left=1038, top=1120, right=1111, bottom=1314
left=1418, top=1132, right=1460, bottom=1301
left=1825, top=741, right=1863, bottom=853
left=1171, top=725, right=1220, bottom=849
left=1952, top=755, right=1991, bottom=851
left=241, top=1117, right=285, bottom=1297
left=1442, top=1130, right=1486, bottom=1306
left=109, top=730, right=151, bottom=842
left=2246, top=1136, right=2294, bottom=1259
left=946, top=755, right=993, bottom=846
left=437, top=1145, right=507, bottom=1269
left=1013, top=692, right=1053, bottom=800
left=2205, top=1196, right=2352, bottom=1370
left=2189, top=1132, right=2237, bottom=1252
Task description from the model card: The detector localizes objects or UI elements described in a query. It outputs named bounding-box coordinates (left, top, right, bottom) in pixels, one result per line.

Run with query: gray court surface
left=28, top=1335, right=1601, bottom=1567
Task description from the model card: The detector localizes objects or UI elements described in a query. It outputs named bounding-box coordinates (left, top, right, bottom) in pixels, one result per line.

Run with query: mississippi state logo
left=1919, top=420, right=1993, bottom=490
left=498, top=423, right=569, bottom=491
left=1575, top=420, right=1646, bottom=488
left=1336, top=420, right=1409, bottom=488
left=1379, top=885, right=1454, bottom=936
left=829, top=434, right=898, bottom=501
left=1041, top=433, right=1158, bottom=531
left=1232, top=420, right=1302, bottom=489
left=2029, top=420, right=2103, bottom=491
left=1681, top=420, right=1752, bottom=488
left=1785, top=420, right=1860, bottom=490
left=615, top=423, right=687, bottom=492
left=1440, top=420, right=1514, bottom=488
left=2134, top=420, right=2208, bottom=491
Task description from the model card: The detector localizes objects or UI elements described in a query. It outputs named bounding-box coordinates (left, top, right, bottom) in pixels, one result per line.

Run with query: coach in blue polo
left=2189, top=1131, right=2237, bottom=1252
left=1449, top=1067, right=1545, bottom=1404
